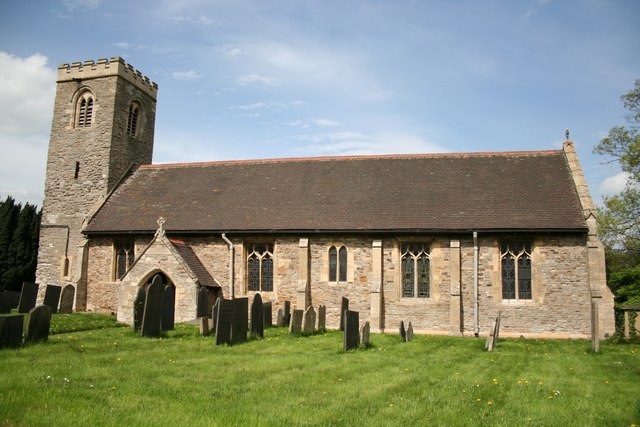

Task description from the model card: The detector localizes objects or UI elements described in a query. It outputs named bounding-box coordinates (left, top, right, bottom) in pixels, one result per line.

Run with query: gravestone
left=59, top=285, right=75, bottom=314
left=289, top=309, right=303, bottom=334
left=211, top=298, right=221, bottom=333
left=406, top=322, right=414, bottom=342
left=230, top=298, right=248, bottom=345
left=0, top=314, right=24, bottom=348
left=0, top=291, right=20, bottom=314
left=161, top=285, right=175, bottom=331
left=360, top=321, right=370, bottom=348
left=197, top=287, right=209, bottom=318
left=283, top=301, right=291, bottom=327
left=591, top=302, right=600, bottom=353
left=317, top=304, right=326, bottom=332
left=302, top=306, right=316, bottom=335
left=485, top=316, right=500, bottom=352
left=340, top=297, right=349, bottom=331
left=400, top=321, right=406, bottom=342
left=263, top=301, right=272, bottom=328
left=18, top=282, right=39, bottom=314
left=133, top=286, right=146, bottom=332
left=43, top=285, right=62, bottom=314
left=215, top=299, right=232, bottom=346
left=343, top=310, right=360, bottom=351
left=199, top=316, right=210, bottom=336
left=276, top=308, right=284, bottom=327
left=494, top=311, right=502, bottom=341
left=250, top=293, right=265, bottom=339
left=25, top=305, right=52, bottom=343
left=141, top=275, right=164, bottom=337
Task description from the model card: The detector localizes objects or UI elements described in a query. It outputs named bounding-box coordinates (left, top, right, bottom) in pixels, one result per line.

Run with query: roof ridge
left=139, top=149, right=563, bottom=169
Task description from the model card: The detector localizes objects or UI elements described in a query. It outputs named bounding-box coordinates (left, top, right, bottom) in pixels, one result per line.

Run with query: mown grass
left=1, top=314, right=639, bottom=426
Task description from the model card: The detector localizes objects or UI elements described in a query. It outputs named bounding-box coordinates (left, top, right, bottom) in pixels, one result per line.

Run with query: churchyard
left=0, top=312, right=638, bottom=426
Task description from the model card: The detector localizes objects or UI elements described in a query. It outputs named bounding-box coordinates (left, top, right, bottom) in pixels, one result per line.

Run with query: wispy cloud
left=170, top=70, right=203, bottom=81
left=237, top=73, right=280, bottom=86
left=171, top=14, right=214, bottom=26
left=62, top=0, right=102, bottom=11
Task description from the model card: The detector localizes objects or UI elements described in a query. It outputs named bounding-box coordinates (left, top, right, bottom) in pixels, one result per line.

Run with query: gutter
left=473, top=231, right=480, bottom=337
left=221, top=233, right=234, bottom=299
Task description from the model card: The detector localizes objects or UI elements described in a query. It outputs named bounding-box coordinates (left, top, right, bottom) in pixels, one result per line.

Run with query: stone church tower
left=37, top=58, right=157, bottom=309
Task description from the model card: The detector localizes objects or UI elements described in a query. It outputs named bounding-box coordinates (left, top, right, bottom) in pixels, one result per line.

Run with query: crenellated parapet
left=57, top=57, right=158, bottom=99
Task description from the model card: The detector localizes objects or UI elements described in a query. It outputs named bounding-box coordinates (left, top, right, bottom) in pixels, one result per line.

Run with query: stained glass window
left=401, top=243, right=430, bottom=298
left=115, top=239, right=135, bottom=280
left=501, top=242, right=532, bottom=300
left=329, top=246, right=337, bottom=282
left=247, top=243, right=274, bottom=292
left=328, top=245, right=348, bottom=283
left=339, top=246, right=348, bottom=282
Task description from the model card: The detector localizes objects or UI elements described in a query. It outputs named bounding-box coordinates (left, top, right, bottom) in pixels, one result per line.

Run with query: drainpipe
left=221, top=233, right=234, bottom=299
left=473, top=231, right=480, bottom=337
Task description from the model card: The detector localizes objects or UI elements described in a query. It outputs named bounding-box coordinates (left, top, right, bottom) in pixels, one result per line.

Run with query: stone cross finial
left=565, top=129, right=570, bottom=141
left=155, top=217, right=166, bottom=237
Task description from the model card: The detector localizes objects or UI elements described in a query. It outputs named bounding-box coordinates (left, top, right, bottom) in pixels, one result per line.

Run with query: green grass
left=1, top=314, right=639, bottom=426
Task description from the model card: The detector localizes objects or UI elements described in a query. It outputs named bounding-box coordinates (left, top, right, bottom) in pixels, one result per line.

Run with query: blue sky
left=0, top=0, right=638, bottom=207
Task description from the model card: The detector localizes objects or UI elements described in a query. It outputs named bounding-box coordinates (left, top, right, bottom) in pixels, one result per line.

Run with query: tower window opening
left=77, top=95, right=93, bottom=128
left=127, top=103, right=141, bottom=136
left=74, top=162, right=80, bottom=179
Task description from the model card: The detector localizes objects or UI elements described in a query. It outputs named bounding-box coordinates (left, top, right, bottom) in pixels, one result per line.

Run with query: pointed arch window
left=127, top=102, right=141, bottom=136
left=329, top=245, right=348, bottom=283
left=401, top=243, right=430, bottom=298
left=501, top=242, right=532, bottom=300
left=76, top=92, right=94, bottom=128
left=247, top=243, right=273, bottom=292
left=115, top=239, right=135, bottom=280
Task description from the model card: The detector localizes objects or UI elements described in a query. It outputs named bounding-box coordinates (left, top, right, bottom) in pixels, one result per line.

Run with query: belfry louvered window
left=401, top=243, right=430, bottom=298
left=247, top=243, right=273, bottom=292
left=501, top=242, right=532, bottom=300
left=115, top=239, right=135, bottom=280
left=127, top=103, right=140, bottom=136
left=76, top=93, right=94, bottom=128
left=329, top=245, right=348, bottom=282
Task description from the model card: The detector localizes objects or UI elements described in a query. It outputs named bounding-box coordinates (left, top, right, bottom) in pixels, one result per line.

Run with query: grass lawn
left=1, top=313, right=639, bottom=426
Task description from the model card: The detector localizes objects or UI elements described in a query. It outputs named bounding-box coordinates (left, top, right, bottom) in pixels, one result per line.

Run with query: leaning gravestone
left=43, top=285, right=62, bottom=314
left=263, top=301, right=272, bottom=328
left=283, top=301, right=291, bottom=326
left=485, top=316, right=500, bottom=352
left=141, top=275, right=164, bottom=337
left=343, top=310, right=360, bottom=351
left=161, top=285, right=175, bottom=331
left=197, top=286, right=209, bottom=318
left=406, top=322, right=414, bottom=342
left=0, top=314, right=24, bottom=348
left=276, top=308, right=284, bottom=327
left=133, top=286, right=146, bottom=332
left=215, top=299, right=232, bottom=346
left=360, top=321, right=370, bottom=348
left=250, top=293, right=265, bottom=339
left=59, top=285, right=75, bottom=314
left=211, top=298, right=221, bottom=333
left=302, top=306, right=316, bottom=335
left=340, top=297, right=349, bottom=331
left=0, top=291, right=21, bottom=314
left=400, top=321, right=406, bottom=342
left=25, top=305, right=52, bottom=343
left=494, top=311, right=502, bottom=341
left=18, top=282, right=39, bottom=314
left=317, top=305, right=326, bottom=332
left=230, top=298, right=248, bottom=345
left=289, top=309, right=303, bottom=335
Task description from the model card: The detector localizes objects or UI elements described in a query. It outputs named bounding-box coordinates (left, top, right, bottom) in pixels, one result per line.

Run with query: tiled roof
left=84, top=150, right=587, bottom=234
left=169, top=238, right=220, bottom=288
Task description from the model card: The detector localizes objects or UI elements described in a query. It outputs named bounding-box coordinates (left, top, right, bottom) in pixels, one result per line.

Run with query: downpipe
left=473, top=231, right=479, bottom=337
left=221, top=233, right=234, bottom=299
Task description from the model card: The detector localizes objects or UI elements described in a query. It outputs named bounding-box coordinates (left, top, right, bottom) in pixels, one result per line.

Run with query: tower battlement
left=57, top=57, right=158, bottom=99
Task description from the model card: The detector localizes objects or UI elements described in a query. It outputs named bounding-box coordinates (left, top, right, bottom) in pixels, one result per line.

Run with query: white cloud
left=599, top=172, right=629, bottom=196
left=312, top=118, right=340, bottom=127
left=170, top=70, right=203, bottom=81
left=63, top=0, right=102, bottom=11
left=114, top=41, right=130, bottom=49
left=237, top=74, right=280, bottom=86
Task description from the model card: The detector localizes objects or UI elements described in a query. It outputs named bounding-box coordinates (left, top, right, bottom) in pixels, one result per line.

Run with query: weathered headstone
left=340, top=297, right=349, bottom=331
left=289, top=309, right=303, bottom=334
left=494, top=311, right=502, bottom=341
left=230, top=298, right=248, bottom=345
left=283, top=301, right=291, bottom=326
left=360, top=321, right=370, bottom=348
left=59, top=285, right=75, bottom=314
left=302, top=306, right=316, bottom=335
left=276, top=308, right=284, bottom=327
left=215, top=299, right=232, bottom=346
left=263, top=301, right=272, bottom=328
left=43, top=285, right=62, bottom=314
left=199, top=316, right=210, bottom=336
left=197, top=286, right=209, bottom=318
left=0, top=291, right=20, bottom=314
left=343, top=310, right=360, bottom=351
left=591, top=302, right=600, bottom=353
left=211, top=298, right=220, bottom=333
left=18, top=282, right=39, bottom=314
left=141, top=275, right=164, bottom=337
left=250, top=293, right=264, bottom=339
left=133, top=286, right=146, bottom=332
left=485, top=317, right=499, bottom=352
left=317, top=304, right=326, bottom=332
left=400, top=321, right=406, bottom=342
left=406, top=322, right=414, bottom=342
left=0, top=314, right=24, bottom=348
left=25, top=305, right=52, bottom=343
left=161, top=285, right=175, bottom=331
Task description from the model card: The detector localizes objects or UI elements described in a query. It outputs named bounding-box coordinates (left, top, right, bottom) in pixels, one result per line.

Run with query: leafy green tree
left=594, top=80, right=640, bottom=306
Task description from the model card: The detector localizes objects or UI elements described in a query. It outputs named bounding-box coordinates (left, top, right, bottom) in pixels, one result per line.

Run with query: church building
left=36, top=57, right=615, bottom=338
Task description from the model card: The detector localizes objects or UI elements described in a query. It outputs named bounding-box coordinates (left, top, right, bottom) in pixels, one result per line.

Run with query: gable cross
left=155, top=217, right=166, bottom=237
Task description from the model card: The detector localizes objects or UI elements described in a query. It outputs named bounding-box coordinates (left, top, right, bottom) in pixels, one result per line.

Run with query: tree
left=594, top=80, right=640, bottom=306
